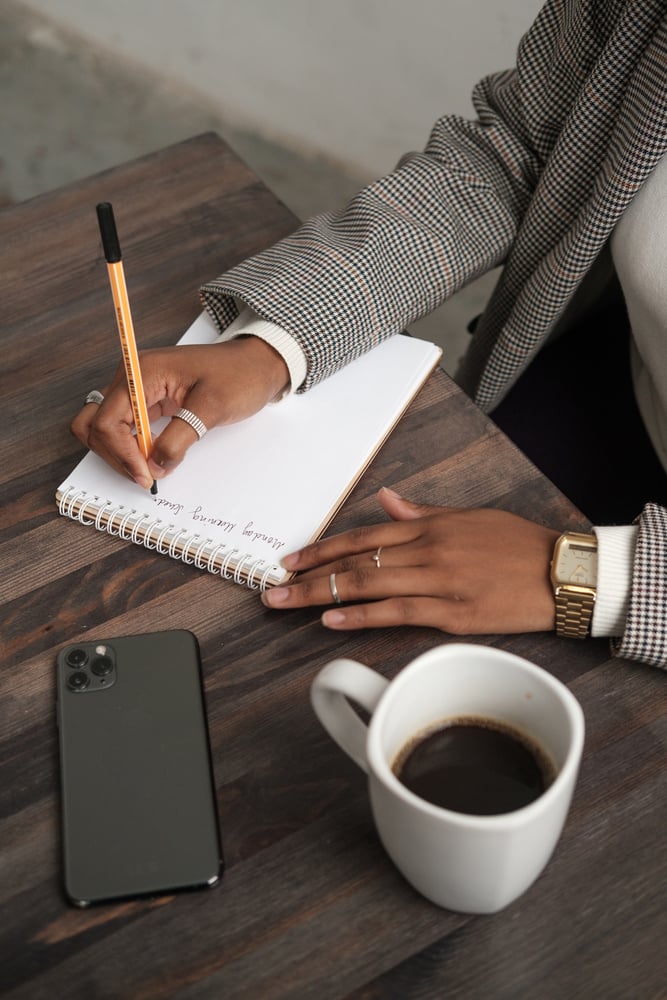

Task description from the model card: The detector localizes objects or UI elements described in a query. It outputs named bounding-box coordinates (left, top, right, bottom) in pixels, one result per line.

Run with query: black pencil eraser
left=96, top=202, right=122, bottom=263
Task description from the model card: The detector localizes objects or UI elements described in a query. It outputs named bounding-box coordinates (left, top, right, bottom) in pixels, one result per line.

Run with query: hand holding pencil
left=70, top=207, right=289, bottom=486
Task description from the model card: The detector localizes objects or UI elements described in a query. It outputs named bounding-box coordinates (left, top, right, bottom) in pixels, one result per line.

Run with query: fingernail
left=148, top=458, right=169, bottom=478
left=322, top=610, right=347, bottom=628
left=281, top=551, right=300, bottom=570
left=262, top=587, right=290, bottom=606
left=381, top=486, right=401, bottom=498
left=136, top=475, right=153, bottom=491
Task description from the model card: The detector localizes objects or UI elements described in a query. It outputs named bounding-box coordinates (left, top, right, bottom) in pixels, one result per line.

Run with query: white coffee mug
left=311, top=643, right=584, bottom=913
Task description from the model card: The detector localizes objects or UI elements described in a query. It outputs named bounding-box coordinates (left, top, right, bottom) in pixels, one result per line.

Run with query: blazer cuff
left=611, top=503, right=667, bottom=668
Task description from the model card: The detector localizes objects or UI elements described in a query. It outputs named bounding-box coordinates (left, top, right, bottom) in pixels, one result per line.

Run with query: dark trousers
left=489, top=303, right=667, bottom=524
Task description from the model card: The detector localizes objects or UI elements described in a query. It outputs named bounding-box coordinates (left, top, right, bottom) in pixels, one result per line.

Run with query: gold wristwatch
left=550, top=532, right=598, bottom=638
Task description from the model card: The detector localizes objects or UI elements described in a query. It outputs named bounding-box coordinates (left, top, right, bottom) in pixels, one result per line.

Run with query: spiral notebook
left=56, top=312, right=441, bottom=589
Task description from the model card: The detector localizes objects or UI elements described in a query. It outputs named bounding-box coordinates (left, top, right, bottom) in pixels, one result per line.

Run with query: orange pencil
left=96, top=202, right=157, bottom=495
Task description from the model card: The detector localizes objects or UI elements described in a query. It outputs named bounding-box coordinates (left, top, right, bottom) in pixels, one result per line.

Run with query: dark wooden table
left=1, top=133, right=664, bottom=1000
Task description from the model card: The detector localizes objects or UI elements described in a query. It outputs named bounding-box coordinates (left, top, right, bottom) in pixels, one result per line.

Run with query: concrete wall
left=20, top=0, right=543, bottom=177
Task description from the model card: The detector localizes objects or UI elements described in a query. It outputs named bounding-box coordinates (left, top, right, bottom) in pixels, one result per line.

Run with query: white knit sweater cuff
left=214, top=304, right=308, bottom=398
left=591, top=525, right=638, bottom=637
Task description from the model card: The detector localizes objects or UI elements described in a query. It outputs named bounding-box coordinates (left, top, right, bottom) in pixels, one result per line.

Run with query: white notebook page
left=56, top=313, right=441, bottom=587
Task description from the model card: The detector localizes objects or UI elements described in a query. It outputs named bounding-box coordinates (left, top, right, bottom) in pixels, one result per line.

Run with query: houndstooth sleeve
left=199, top=114, right=532, bottom=392
left=200, top=0, right=659, bottom=393
left=199, top=2, right=666, bottom=398
left=612, top=504, right=667, bottom=669
left=198, top=0, right=591, bottom=391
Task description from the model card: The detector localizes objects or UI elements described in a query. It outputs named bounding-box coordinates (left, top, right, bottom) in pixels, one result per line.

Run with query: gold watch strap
left=555, top=587, right=596, bottom=639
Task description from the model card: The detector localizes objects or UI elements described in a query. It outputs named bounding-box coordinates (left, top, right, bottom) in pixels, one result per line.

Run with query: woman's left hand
left=262, top=487, right=560, bottom=634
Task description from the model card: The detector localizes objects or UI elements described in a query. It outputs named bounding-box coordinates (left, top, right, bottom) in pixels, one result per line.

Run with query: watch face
left=554, top=539, right=598, bottom=586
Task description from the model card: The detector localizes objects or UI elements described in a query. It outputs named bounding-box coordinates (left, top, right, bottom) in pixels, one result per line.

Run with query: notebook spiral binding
left=57, top=486, right=282, bottom=590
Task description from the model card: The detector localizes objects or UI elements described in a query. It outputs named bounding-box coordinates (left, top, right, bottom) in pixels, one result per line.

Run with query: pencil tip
left=151, top=481, right=158, bottom=495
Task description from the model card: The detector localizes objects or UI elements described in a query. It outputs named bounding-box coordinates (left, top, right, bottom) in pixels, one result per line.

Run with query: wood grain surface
left=1, top=133, right=664, bottom=1000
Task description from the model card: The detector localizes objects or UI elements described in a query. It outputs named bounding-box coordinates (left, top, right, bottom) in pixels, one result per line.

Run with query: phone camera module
left=66, top=648, right=88, bottom=668
left=67, top=671, right=90, bottom=692
left=91, top=655, right=113, bottom=677
left=61, top=643, right=116, bottom=692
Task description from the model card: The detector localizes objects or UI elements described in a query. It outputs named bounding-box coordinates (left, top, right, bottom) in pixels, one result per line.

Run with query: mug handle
left=310, top=659, right=389, bottom=773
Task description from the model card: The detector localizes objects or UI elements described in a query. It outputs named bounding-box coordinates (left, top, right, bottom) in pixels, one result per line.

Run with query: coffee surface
left=393, top=716, right=554, bottom=815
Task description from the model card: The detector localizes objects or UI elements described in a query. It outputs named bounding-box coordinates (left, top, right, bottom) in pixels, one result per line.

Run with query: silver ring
left=329, top=573, right=341, bottom=605
left=174, top=407, right=208, bottom=440
left=85, top=390, right=105, bottom=406
left=372, top=546, right=382, bottom=569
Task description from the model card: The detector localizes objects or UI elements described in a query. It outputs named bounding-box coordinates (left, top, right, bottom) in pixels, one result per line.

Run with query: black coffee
left=393, top=716, right=556, bottom=816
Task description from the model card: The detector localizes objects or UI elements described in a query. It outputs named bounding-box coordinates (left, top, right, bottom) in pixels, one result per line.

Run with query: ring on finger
left=85, top=390, right=105, bottom=406
left=372, top=546, right=382, bottom=569
left=329, top=573, right=342, bottom=604
left=173, top=407, right=208, bottom=440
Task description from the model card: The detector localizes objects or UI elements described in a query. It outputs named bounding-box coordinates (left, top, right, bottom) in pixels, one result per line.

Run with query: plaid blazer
left=201, top=0, right=667, bottom=667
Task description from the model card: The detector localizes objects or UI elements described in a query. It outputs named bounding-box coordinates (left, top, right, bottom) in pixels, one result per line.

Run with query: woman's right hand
left=70, top=336, right=289, bottom=489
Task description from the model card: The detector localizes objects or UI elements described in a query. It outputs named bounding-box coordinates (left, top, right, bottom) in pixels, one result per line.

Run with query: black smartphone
left=56, top=629, right=223, bottom=907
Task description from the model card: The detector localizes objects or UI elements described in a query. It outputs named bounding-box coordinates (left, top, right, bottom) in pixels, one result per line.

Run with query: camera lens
left=66, top=648, right=88, bottom=668
left=91, top=654, right=113, bottom=677
left=67, top=671, right=90, bottom=691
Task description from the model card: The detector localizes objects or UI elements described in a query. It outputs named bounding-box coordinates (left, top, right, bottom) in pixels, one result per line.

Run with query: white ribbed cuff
left=591, top=525, right=638, bottom=637
left=214, top=304, right=307, bottom=398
